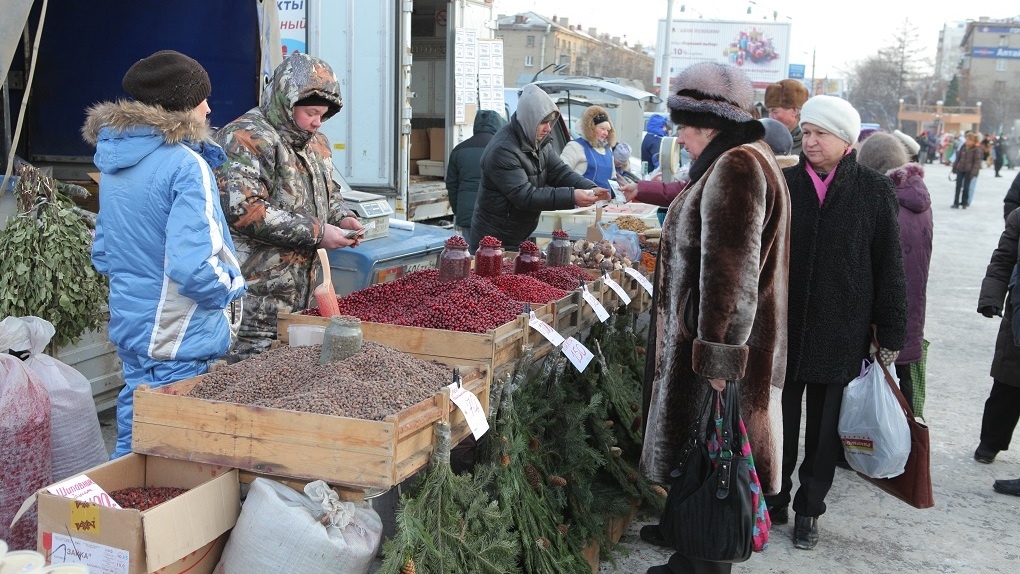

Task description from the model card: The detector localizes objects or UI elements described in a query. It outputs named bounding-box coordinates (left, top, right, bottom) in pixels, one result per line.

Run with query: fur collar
left=886, top=162, right=924, bottom=186
left=81, top=100, right=211, bottom=145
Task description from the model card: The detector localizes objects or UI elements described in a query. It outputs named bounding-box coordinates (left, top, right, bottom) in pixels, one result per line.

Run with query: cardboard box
left=428, top=127, right=446, bottom=161
left=409, top=129, right=429, bottom=161
left=37, top=454, right=239, bottom=574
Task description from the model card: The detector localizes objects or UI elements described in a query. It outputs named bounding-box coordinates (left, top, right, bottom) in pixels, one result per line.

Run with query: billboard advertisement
left=657, top=19, right=791, bottom=87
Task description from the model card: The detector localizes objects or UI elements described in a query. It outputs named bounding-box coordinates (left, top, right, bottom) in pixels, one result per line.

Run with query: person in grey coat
left=468, top=84, right=608, bottom=251
left=974, top=208, right=1020, bottom=476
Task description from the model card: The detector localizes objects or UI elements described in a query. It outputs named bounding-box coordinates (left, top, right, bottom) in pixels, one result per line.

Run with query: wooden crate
left=132, top=365, right=489, bottom=490
left=278, top=312, right=527, bottom=380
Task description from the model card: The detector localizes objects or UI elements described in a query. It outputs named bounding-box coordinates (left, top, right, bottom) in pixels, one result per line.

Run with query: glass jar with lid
left=547, top=229, right=572, bottom=267
left=439, top=235, right=472, bottom=282
left=513, top=240, right=544, bottom=274
left=319, top=315, right=363, bottom=364
left=475, top=235, right=504, bottom=277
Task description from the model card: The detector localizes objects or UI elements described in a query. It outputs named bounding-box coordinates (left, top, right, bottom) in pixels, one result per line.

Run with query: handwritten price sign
left=603, top=275, right=631, bottom=306
left=581, top=285, right=610, bottom=323
left=624, top=267, right=654, bottom=295
left=561, top=337, right=594, bottom=372
left=529, top=311, right=565, bottom=346
left=448, top=383, right=490, bottom=439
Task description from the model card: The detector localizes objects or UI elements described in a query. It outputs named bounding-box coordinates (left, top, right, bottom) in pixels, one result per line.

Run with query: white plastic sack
left=839, top=359, right=911, bottom=479
left=0, top=352, right=52, bottom=550
left=0, top=316, right=108, bottom=481
left=215, top=478, right=383, bottom=574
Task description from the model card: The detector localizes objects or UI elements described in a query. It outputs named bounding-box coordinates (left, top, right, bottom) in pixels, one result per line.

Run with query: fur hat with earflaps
left=764, top=79, right=809, bottom=110
left=122, top=50, right=211, bottom=112
left=667, top=62, right=756, bottom=130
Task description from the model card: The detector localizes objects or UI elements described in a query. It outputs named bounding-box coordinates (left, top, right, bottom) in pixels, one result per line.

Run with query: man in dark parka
left=446, top=110, right=505, bottom=234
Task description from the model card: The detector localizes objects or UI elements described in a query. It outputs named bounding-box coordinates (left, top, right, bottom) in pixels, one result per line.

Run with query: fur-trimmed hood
left=575, top=105, right=617, bottom=149
left=82, top=100, right=225, bottom=175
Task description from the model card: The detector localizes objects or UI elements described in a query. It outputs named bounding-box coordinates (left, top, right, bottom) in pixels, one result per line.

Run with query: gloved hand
left=979, top=305, right=1002, bottom=318
left=877, top=347, right=900, bottom=365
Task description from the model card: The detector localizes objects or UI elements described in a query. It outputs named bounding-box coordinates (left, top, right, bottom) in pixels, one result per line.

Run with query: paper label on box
left=529, top=311, right=565, bottom=346
left=581, top=285, right=610, bottom=323
left=603, top=275, right=632, bottom=305
left=69, top=500, right=102, bottom=533
left=48, top=474, right=121, bottom=509
left=624, top=267, right=654, bottom=295
left=45, top=532, right=129, bottom=574
left=561, top=337, right=594, bottom=372
left=448, top=383, right=490, bottom=439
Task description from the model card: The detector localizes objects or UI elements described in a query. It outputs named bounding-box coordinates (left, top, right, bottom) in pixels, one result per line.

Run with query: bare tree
left=846, top=19, right=932, bottom=128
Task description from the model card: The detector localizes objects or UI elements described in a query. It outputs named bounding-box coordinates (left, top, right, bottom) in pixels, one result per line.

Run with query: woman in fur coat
left=636, top=62, right=791, bottom=574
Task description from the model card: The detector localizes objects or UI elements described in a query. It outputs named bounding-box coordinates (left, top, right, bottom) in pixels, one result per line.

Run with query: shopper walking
left=640, top=61, right=790, bottom=574
left=952, top=132, right=982, bottom=208
left=765, top=95, right=907, bottom=550
left=858, top=132, right=933, bottom=408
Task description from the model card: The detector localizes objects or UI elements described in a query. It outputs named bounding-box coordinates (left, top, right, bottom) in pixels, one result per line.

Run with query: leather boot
left=793, top=514, right=819, bottom=550
left=993, top=478, right=1020, bottom=496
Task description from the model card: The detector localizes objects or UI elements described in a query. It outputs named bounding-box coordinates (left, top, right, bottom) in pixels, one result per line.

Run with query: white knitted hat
left=799, top=95, right=861, bottom=145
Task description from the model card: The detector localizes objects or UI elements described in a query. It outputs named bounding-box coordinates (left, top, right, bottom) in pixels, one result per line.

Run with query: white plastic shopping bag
left=839, top=359, right=911, bottom=479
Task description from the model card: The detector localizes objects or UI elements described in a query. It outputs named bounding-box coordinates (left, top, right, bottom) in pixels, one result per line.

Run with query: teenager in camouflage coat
left=214, top=53, right=363, bottom=361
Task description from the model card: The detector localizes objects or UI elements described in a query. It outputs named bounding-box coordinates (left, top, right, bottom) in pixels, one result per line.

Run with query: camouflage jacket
left=214, top=53, right=354, bottom=359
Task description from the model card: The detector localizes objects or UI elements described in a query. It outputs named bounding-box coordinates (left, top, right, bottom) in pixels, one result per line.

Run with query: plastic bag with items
left=838, top=359, right=911, bottom=479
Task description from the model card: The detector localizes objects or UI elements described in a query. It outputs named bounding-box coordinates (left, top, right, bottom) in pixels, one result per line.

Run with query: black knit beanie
left=122, top=50, right=211, bottom=112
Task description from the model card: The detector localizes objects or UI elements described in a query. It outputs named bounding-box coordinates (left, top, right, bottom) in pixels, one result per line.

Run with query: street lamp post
left=531, top=63, right=568, bottom=83
left=658, top=0, right=675, bottom=112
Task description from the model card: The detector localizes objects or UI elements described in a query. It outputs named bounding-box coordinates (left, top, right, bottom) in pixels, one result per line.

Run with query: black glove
left=979, top=305, right=1002, bottom=318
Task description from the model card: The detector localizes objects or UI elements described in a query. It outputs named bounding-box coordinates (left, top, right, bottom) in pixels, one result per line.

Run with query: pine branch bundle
left=476, top=346, right=593, bottom=574
left=378, top=419, right=520, bottom=574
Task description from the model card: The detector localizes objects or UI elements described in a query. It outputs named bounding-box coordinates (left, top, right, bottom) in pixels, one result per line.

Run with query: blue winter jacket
left=642, top=114, right=669, bottom=170
left=83, top=101, right=247, bottom=362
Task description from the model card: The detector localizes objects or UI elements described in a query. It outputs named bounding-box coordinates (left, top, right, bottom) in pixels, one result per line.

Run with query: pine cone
left=610, top=446, right=623, bottom=458
left=604, top=419, right=615, bottom=428
left=401, top=557, right=417, bottom=574
left=558, top=523, right=570, bottom=536
left=500, top=453, right=511, bottom=468
left=536, top=536, right=551, bottom=550
left=626, top=471, right=639, bottom=483
left=630, top=415, right=643, bottom=432
left=651, top=484, right=668, bottom=498
left=525, top=463, right=542, bottom=489
left=528, top=436, right=541, bottom=451
left=629, top=403, right=640, bottom=412
left=547, top=475, right=568, bottom=487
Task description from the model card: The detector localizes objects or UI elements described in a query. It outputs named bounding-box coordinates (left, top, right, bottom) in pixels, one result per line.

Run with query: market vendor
left=468, top=83, right=610, bottom=251
left=83, top=50, right=248, bottom=458
left=214, top=53, right=364, bottom=362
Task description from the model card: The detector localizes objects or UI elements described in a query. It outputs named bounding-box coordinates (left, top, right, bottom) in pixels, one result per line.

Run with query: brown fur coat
left=640, top=139, right=790, bottom=494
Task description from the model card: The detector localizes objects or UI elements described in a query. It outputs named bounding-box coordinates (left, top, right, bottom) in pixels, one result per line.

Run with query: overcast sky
left=492, top=0, right=1017, bottom=79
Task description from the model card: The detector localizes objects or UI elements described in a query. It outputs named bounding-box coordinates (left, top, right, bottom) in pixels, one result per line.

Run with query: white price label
left=448, top=383, right=490, bottom=439
left=603, top=275, right=632, bottom=306
left=581, top=285, right=610, bottom=323
left=561, top=336, right=594, bottom=372
left=529, top=311, right=565, bottom=346
left=45, top=533, right=130, bottom=574
left=624, top=267, right=654, bottom=295
left=47, top=474, right=121, bottom=509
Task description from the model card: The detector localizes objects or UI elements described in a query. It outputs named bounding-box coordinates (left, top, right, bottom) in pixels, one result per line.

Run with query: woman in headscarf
left=638, top=61, right=791, bottom=574
left=560, top=105, right=618, bottom=192
left=765, top=95, right=906, bottom=550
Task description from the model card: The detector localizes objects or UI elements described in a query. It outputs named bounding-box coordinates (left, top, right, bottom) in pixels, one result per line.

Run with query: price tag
left=45, top=533, right=130, bottom=573
left=448, top=383, right=490, bottom=439
left=603, top=275, right=632, bottom=305
left=48, top=474, right=121, bottom=509
left=529, top=311, right=565, bottom=346
left=561, top=336, right=594, bottom=372
left=624, top=267, right=654, bottom=295
left=581, top=285, right=610, bottom=323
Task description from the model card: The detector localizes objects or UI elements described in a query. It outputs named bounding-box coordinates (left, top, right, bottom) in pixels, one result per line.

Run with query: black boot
left=793, top=514, right=819, bottom=550
left=767, top=505, right=789, bottom=525
left=993, top=478, right=1020, bottom=496
left=639, top=524, right=671, bottom=547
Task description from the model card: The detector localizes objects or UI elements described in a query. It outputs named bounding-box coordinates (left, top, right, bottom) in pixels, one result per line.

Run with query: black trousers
left=895, top=363, right=913, bottom=410
left=953, top=173, right=973, bottom=206
left=979, top=379, right=1020, bottom=452
left=766, top=380, right=845, bottom=518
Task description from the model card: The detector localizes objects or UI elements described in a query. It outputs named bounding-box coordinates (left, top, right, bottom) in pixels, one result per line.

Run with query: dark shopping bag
left=858, top=356, right=935, bottom=509
left=659, top=383, right=754, bottom=563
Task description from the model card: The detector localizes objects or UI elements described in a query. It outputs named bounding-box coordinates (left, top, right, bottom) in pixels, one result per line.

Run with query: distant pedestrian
left=642, top=113, right=670, bottom=172
left=764, top=79, right=809, bottom=155
left=952, top=132, right=982, bottom=208
left=858, top=132, right=933, bottom=409
left=612, top=142, right=641, bottom=185
left=974, top=207, right=1020, bottom=469
left=446, top=109, right=505, bottom=235
left=916, top=131, right=931, bottom=164
left=994, top=137, right=1005, bottom=177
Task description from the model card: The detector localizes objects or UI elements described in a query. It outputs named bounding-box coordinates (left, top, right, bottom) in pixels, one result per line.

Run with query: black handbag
left=658, top=382, right=754, bottom=563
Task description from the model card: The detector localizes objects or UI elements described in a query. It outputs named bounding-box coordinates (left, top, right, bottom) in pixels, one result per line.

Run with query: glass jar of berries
left=475, top=235, right=504, bottom=277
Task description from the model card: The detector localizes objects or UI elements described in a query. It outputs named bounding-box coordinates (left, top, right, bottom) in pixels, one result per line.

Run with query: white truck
left=308, top=0, right=499, bottom=222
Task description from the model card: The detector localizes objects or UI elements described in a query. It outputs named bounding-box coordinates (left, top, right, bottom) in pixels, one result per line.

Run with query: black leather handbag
left=658, top=382, right=754, bottom=563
